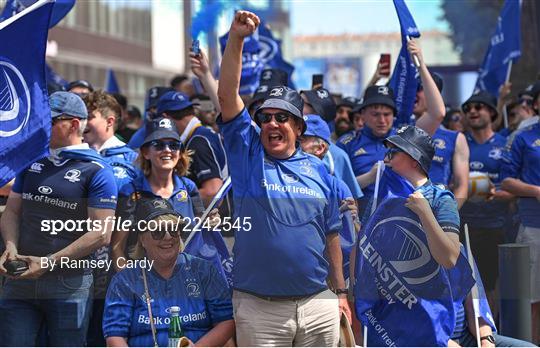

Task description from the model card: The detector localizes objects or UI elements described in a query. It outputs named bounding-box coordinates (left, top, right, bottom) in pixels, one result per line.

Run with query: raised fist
left=230, top=11, right=260, bottom=39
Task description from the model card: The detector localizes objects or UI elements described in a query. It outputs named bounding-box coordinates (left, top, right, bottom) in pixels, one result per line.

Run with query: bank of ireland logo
left=374, top=216, right=440, bottom=286
left=0, top=60, right=31, bottom=138
left=281, top=173, right=299, bottom=183
left=38, top=186, right=52, bottom=195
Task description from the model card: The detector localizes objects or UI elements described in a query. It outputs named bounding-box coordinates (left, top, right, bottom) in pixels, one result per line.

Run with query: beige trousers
left=233, top=289, right=340, bottom=347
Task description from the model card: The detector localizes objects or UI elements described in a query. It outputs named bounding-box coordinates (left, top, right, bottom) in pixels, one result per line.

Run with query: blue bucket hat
left=303, top=114, right=331, bottom=144
left=49, top=91, right=88, bottom=119
left=156, top=91, right=193, bottom=115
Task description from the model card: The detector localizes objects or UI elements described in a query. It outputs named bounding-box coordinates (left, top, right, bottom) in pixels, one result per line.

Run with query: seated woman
left=112, top=117, right=204, bottom=270
left=103, top=197, right=234, bottom=347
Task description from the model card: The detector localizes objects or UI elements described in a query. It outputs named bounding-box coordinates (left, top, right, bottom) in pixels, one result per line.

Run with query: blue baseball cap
left=49, top=91, right=88, bottom=119
left=142, top=117, right=181, bottom=146
left=156, top=91, right=193, bottom=115
left=303, top=114, right=331, bottom=144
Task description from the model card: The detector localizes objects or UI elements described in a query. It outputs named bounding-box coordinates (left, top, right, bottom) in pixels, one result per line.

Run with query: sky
left=290, top=0, right=449, bottom=36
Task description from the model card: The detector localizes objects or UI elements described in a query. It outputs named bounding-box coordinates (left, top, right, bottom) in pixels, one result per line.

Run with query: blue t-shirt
left=103, top=253, right=233, bottom=346
left=429, top=127, right=458, bottom=186
left=501, top=123, right=540, bottom=227
left=12, top=151, right=117, bottom=273
left=100, top=144, right=139, bottom=190
left=461, top=132, right=509, bottom=229
left=324, top=143, right=363, bottom=199
left=217, top=108, right=342, bottom=297
left=337, top=127, right=396, bottom=198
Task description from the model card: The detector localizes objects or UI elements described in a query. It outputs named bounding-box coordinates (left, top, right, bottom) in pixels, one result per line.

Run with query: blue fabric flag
left=475, top=0, right=521, bottom=97
left=257, top=22, right=296, bottom=89
left=354, top=169, right=474, bottom=346
left=191, top=0, right=228, bottom=39
left=219, top=32, right=264, bottom=95
left=184, top=178, right=233, bottom=287
left=0, top=0, right=53, bottom=187
left=389, top=0, right=421, bottom=127
left=105, top=68, right=120, bottom=94
left=0, top=0, right=74, bottom=28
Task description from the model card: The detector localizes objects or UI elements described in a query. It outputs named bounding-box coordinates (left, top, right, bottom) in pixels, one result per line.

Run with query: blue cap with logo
left=142, top=117, right=181, bottom=146
left=304, top=114, right=331, bottom=144
left=156, top=91, right=193, bottom=115
left=49, top=91, right=88, bottom=119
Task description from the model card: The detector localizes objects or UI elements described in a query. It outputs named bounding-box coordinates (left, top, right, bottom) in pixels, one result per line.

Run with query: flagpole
left=464, top=224, right=482, bottom=348
left=502, top=60, right=513, bottom=129
left=184, top=176, right=231, bottom=246
left=370, top=161, right=384, bottom=216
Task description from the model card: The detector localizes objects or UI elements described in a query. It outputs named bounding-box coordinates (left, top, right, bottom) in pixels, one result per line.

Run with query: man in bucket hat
left=217, top=10, right=350, bottom=346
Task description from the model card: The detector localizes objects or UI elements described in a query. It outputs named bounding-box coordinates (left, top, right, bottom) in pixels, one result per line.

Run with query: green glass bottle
left=168, top=306, right=184, bottom=347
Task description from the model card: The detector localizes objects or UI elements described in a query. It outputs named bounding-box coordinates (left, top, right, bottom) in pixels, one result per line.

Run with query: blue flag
left=355, top=170, right=474, bottom=346
left=389, top=0, right=420, bottom=127
left=105, top=68, right=120, bottom=94
left=0, top=0, right=53, bottom=187
left=257, top=22, right=296, bottom=89
left=219, top=32, right=264, bottom=95
left=475, top=0, right=521, bottom=96
left=0, top=0, right=74, bottom=28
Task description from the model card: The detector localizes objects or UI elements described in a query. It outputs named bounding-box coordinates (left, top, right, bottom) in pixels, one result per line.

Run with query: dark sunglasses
left=385, top=147, right=404, bottom=160
left=149, top=228, right=181, bottom=240
left=519, top=98, right=533, bottom=107
left=149, top=140, right=182, bottom=151
left=463, top=103, right=485, bottom=113
left=52, top=116, right=76, bottom=125
left=256, top=112, right=291, bottom=124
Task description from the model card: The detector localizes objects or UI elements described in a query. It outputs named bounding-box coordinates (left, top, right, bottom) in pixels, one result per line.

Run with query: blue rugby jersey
left=501, top=123, right=540, bottom=227
left=103, top=253, right=232, bottom=346
left=324, top=143, right=364, bottom=199
left=12, top=146, right=117, bottom=273
left=429, top=127, right=458, bottom=186
left=461, top=133, right=509, bottom=229
left=337, top=127, right=396, bottom=198
left=217, top=108, right=342, bottom=297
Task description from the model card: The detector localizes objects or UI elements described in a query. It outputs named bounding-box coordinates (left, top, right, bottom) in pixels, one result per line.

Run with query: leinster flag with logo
left=0, top=0, right=53, bottom=187
left=354, top=173, right=474, bottom=346
left=389, top=0, right=420, bottom=127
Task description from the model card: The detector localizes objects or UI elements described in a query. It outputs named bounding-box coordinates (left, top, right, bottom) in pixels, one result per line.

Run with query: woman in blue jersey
left=112, top=117, right=205, bottom=271
left=103, top=197, right=234, bottom=347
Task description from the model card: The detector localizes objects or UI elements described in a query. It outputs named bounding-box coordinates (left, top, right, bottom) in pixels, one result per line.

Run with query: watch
left=334, top=288, right=348, bottom=295
left=480, top=335, right=495, bottom=344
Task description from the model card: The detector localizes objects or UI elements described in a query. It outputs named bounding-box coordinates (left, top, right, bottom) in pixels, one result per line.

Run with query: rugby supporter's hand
left=367, top=162, right=380, bottom=184
left=370, top=60, right=391, bottom=85
left=338, top=294, right=353, bottom=324
left=206, top=208, right=221, bottom=229
left=498, top=82, right=512, bottom=103
left=339, top=198, right=358, bottom=222
left=180, top=337, right=194, bottom=347
left=407, top=38, right=424, bottom=67
left=16, top=255, right=48, bottom=279
left=481, top=338, right=495, bottom=348
left=405, top=191, right=431, bottom=217
left=190, top=49, right=210, bottom=78
left=0, top=243, right=18, bottom=275
left=230, top=11, right=260, bottom=39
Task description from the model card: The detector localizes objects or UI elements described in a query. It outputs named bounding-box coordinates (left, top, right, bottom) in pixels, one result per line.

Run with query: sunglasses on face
left=385, top=147, right=404, bottom=160
left=463, top=103, right=486, bottom=113
left=256, top=112, right=291, bottom=124
left=149, top=140, right=182, bottom=151
left=519, top=98, right=533, bottom=107
left=149, top=228, right=181, bottom=240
